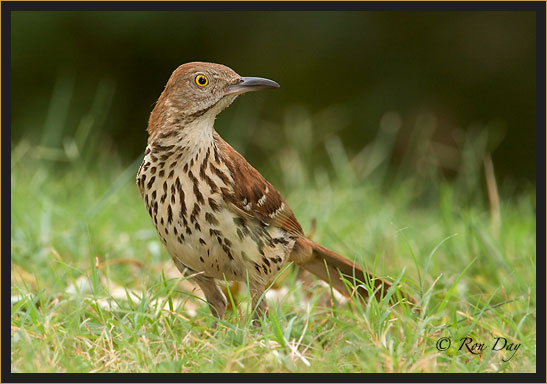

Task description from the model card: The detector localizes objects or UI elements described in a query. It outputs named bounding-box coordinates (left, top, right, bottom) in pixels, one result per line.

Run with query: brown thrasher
left=137, top=62, right=404, bottom=320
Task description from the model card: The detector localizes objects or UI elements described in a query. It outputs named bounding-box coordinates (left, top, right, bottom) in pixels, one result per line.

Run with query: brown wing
left=214, top=132, right=304, bottom=237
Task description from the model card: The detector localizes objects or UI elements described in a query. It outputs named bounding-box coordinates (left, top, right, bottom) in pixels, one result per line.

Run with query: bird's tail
left=292, top=237, right=416, bottom=306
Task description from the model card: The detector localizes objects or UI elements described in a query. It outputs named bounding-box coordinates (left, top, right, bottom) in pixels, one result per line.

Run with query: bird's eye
left=195, top=74, right=209, bottom=87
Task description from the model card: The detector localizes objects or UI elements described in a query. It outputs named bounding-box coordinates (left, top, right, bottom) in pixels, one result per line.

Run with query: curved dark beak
left=226, top=76, right=280, bottom=96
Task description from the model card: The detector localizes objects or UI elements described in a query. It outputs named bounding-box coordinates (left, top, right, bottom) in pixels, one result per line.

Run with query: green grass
left=11, top=110, right=536, bottom=373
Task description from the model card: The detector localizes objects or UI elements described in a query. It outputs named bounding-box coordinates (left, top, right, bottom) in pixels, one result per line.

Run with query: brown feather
left=293, top=237, right=417, bottom=307
left=214, top=132, right=305, bottom=236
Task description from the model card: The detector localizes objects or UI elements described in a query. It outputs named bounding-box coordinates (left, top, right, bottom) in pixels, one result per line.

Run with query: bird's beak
left=226, top=76, right=280, bottom=96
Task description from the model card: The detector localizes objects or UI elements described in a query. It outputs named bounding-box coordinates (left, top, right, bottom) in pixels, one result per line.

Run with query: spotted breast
left=136, top=124, right=296, bottom=297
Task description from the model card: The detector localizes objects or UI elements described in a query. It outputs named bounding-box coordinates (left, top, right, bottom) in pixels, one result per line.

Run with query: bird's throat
left=150, top=110, right=216, bottom=157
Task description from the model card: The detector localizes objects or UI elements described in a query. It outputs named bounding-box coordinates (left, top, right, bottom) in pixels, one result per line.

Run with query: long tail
left=292, top=237, right=416, bottom=306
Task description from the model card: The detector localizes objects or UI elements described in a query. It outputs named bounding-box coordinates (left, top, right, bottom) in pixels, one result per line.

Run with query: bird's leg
left=249, top=280, right=268, bottom=321
left=194, top=275, right=227, bottom=320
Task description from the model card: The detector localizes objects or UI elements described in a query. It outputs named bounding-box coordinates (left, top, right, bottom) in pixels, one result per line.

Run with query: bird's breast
left=137, top=142, right=293, bottom=283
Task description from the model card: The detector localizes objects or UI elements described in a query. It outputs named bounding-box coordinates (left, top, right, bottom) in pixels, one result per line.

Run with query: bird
left=137, top=62, right=410, bottom=320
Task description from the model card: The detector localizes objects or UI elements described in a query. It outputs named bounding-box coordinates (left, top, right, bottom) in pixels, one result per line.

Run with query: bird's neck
left=146, top=94, right=240, bottom=164
left=176, top=113, right=216, bottom=149
left=146, top=110, right=219, bottom=165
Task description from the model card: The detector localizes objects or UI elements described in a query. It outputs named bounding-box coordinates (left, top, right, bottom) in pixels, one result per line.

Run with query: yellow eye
left=195, top=74, right=209, bottom=87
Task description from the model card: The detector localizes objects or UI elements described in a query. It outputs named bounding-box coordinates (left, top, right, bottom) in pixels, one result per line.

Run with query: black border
left=1, top=1, right=547, bottom=11
left=2, top=1, right=545, bottom=383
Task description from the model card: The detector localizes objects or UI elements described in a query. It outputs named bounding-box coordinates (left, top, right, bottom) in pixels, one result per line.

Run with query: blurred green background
left=11, top=11, right=536, bottom=185
left=10, top=11, right=538, bottom=373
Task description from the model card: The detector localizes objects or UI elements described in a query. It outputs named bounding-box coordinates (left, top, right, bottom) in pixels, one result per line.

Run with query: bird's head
left=148, top=62, right=279, bottom=140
